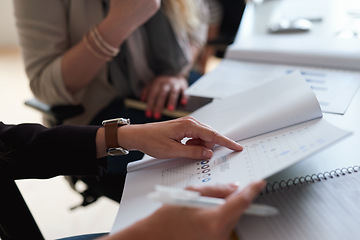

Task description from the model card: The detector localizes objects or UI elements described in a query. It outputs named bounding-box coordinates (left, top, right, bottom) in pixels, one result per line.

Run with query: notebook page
left=190, top=72, right=322, bottom=142
left=237, top=170, right=360, bottom=239
left=111, top=118, right=350, bottom=234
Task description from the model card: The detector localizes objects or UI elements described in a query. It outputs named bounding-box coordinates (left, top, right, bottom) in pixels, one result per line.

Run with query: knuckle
left=158, top=91, right=168, bottom=99
left=239, top=195, right=253, bottom=207
left=207, top=129, right=218, bottom=141
left=161, top=83, right=170, bottom=90
left=182, top=116, right=197, bottom=126
left=170, top=88, right=179, bottom=95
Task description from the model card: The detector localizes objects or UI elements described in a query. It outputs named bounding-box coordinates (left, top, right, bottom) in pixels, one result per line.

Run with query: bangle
left=92, top=26, right=119, bottom=56
left=83, top=34, right=112, bottom=61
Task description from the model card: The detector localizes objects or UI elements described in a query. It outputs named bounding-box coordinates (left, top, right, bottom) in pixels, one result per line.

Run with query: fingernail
left=233, top=141, right=243, bottom=151
left=167, top=105, right=174, bottom=111
left=229, top=182, right=240, bottom=188
left=203, top=149, right=213, bottom=158
left=258, top=180, right=267, bottom=190
left=154, top=112, right=161, bottom=120
left=180, top=98, right=188, bottom=105
left=146, top=110, right=152, bottom=118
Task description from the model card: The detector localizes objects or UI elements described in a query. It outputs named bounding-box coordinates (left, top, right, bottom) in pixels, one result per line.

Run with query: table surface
left=234, top=0, right=360, bottom=182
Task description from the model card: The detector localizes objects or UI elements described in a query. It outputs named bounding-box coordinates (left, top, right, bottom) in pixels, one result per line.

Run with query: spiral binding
left=262, top=165, right=360, bottom=194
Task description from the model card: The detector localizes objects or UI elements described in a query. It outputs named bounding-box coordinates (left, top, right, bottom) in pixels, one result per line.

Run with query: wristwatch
left=102, top=118, right=130, bottom=156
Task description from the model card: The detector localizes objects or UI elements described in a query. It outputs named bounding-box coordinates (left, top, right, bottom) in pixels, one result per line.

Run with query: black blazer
left=0, top=122, right=106, bottom=179
left=0, top=122, right=110, bottom=240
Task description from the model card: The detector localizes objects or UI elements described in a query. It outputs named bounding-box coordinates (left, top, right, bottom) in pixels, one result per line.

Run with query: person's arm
left=140, top=0, right=210, bottom=119
left=97, top=116, right=242, bottom=160
left=13, top=0, right=160, bottom=105
left=62, top=0, right=161, bottom=95
left=1, top=116, right=240, bottom=179
left=101, top=181, right=266, bottom=240
left=0, top=122, right=102, bottom=179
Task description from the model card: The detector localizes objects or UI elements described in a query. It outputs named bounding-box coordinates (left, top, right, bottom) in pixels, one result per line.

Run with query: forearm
left=63, top=0, right=161, bottom=94
left=62, top=17, right=134, bottom=94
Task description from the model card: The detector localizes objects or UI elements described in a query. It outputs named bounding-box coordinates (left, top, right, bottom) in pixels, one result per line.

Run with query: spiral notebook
left=236, top=166, right=360, bottom=240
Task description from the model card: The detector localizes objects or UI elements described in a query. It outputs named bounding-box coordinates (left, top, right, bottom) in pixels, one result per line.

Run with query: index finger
left=190, top=121, right=243, bottom=152
left=212, top=132, right=243, bottom=152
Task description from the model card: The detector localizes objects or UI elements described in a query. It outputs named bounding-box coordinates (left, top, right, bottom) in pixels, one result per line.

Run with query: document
left=189, top=72, right=322, bottom=141
left=185, top=59, right=360, bottom=114
left=110, top=73, right=350, bottom=234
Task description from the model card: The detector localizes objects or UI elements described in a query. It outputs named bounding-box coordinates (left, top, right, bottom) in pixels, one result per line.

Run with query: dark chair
left=24, top=98, right=84, bottom=126
left=208, top=0, right=246, bottom=58
left=0, top=175, right=44, bottom=240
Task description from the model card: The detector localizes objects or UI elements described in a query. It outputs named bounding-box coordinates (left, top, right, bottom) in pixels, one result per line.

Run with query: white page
left=185, top=59, right=285, bottom=99
left=185, top=59, right=360, bottom=114
left=111, top=118, right=350, bottom=234
left=236, top=169, right=360, bottom=240
left=227, top=37, right=360, bottom=71
left=190, top=71, right=322, bottom=141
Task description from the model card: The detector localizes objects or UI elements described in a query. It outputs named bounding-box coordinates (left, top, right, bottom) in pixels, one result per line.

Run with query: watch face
left=102, top=118, right=130, bottom=126
left=108, top=147, right=129, bottom=156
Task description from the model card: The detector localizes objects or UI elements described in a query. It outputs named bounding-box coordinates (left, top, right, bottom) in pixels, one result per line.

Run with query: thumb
left=219, top=181, right=266, bottom=222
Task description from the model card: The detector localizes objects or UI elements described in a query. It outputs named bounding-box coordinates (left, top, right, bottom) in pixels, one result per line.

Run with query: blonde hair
left=162, top=0, right=202, bottom=35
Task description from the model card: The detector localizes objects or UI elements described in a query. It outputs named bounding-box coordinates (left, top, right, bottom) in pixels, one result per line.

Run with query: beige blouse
left=13, top=0, right=208, bottom=125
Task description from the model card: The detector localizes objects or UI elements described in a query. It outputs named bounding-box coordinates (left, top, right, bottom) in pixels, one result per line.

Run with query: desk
left=228, top=0, right=360, bottom=71
left=238, top=0, right=360, bottom=41
left=236, top=0, right=360, bottom=182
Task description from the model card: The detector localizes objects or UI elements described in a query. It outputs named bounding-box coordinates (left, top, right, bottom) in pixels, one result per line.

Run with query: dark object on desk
left=124, top=96, right=213, bottom=118
left=268, top=18, right=313, bottom=34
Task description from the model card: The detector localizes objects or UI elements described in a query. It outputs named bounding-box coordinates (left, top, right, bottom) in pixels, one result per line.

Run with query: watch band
left=102, top=118, right=130, bottom=156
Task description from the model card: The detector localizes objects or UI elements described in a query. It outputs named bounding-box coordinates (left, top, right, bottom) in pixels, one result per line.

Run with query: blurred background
left=0, top=2, right=119, bottom=239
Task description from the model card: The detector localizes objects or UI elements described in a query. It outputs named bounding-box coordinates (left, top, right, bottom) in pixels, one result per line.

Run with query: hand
left=118, top=116, right=242, bottom=159
left=141, top=75, right=189, bottom=119
left=104, top=181, right=266, bottom=240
